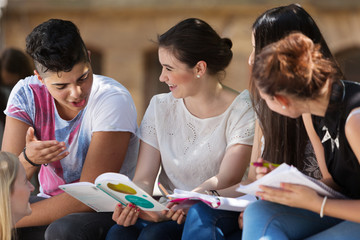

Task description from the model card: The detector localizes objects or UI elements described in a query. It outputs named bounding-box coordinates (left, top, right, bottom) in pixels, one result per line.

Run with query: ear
left=34, top=70, right=44, bottom=84
left=274, top=94, right=290, bottom=108
left=194, top=60, right=207, bottom=77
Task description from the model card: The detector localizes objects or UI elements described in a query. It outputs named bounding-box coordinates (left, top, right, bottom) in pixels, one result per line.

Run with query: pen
left=251, top=162, right=280, bottom=168
left=158, top=183, right=172, bottom=200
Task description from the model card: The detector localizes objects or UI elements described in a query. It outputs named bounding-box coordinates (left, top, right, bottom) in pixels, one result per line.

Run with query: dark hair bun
left=222, top=38, right=233, bottom=49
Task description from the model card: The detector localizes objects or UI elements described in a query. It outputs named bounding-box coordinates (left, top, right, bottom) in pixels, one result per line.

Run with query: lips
left=168, top=84, right=177, bottom=91
left=71, top=99, right=86, bottom=108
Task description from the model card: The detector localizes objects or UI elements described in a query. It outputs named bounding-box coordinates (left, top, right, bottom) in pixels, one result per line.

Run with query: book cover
left=236, top=163, right=346, bottom=199
left=168, top=189, right=257, bottom=212
left=59, top=172, right=167, bottom=212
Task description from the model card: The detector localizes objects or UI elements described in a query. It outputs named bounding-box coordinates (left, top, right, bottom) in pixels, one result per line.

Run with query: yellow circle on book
left=107, top=183, right=137, bottom=194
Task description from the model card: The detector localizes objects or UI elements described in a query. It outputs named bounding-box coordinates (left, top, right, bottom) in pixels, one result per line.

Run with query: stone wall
left=2, top=0, right=360, bottom=122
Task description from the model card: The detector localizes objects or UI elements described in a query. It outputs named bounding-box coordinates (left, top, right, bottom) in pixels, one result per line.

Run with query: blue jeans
left=17, top=196, right=114, bottom=240
left=242, top=200, right=360, bottom=240
left=17, top=212, right=115, bottom=240
left=182, top=202, right=241, bottom=240
left=106, top=219, right=184, bottom=240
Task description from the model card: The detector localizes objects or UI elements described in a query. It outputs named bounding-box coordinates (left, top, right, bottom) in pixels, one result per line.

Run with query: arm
left=132, top=141, right=161, bottom=195
left=2, top=117, right=66, bottom=179
left=258, top=183, right=360, bottom=223
left=192, top=143, right=252, bottom=193
left=294, top=108, right=360, bottom=222
left=256, top=110, right=360, bottom=223
left=217, top=120, right=262, bottom=197
left=302, top=114, right=336, bottom=187
left=112, top=141, right=172, bottom=225
left=16, top=131, right=132, bottom=227
left=2, top=117, right=35, bottom=178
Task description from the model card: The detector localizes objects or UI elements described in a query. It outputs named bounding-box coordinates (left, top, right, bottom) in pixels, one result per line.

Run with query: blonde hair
left=0, top=152, right=19, bottom=240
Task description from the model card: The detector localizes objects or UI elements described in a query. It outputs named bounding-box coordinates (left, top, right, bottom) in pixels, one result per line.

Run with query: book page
left=236, top=163, right=346, bottom=199
left=168, top=189, right=257, bottom=212
left=95, top=172, right=167, bottom=211
left=59, top=182, right=120, bottom=212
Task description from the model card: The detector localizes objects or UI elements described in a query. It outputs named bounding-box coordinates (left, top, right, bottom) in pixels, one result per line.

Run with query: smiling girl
left=0, top=151, right=34, bottom=240
left=105, top=18, right=255, bottom=240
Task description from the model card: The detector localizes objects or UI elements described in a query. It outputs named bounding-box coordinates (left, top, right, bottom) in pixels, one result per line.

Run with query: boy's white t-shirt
left=5, top=74, right=139, bottom=197
left=139, top=90, right=255, bottom=192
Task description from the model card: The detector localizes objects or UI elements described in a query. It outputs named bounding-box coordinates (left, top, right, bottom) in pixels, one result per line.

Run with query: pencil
left=158, top=183, right=172, bottom=200
left=251, top=162, right=280, bottom=168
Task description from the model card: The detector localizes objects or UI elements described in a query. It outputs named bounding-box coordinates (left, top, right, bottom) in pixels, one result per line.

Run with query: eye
left=56, top=85, right=67, bottom=90
left=78, top=74, right=89, bottom=83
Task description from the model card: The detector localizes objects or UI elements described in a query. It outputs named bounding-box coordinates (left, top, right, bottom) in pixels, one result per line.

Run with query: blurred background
left=0, top=0, right=360, bottom=123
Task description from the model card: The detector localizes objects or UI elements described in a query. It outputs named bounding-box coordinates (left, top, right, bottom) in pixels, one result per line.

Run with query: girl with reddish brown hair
left=243, top=32, right=360, bottom=240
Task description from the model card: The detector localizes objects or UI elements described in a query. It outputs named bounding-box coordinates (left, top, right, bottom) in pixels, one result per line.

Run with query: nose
left=159, top=68, right=167, bottom=83
left=70, top=85, right=82, bottom=99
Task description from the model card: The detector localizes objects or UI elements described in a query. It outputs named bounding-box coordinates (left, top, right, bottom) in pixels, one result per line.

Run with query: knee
left=45, top=212, right=113, bottom=240
left=45, top=215, right=80, bottom=240
left=244, top=200, right=273, bottom=219
left=138, top=224, right=162, bottom=240
left=187, top=202, right=212, bottom=220
left=105, top=224, right=122, bottom=240
left=106, top=224, right=139, bottom=240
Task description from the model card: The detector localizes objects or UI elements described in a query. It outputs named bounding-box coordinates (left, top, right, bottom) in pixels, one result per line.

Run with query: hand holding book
left=167, top=189, right=257, bottom=212
left=237, top=163, right=346, bottom=199
left=59, top=172, right=167, bottom=212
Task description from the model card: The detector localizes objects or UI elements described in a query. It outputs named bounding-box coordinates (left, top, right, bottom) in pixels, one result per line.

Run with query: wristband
left=210, top=190, right=220, bottom=196
left=320, top=196, right=328, bottom=218
left=23, top=147, right=42, bottom=167
left=205, top=190, right=220, bottom=196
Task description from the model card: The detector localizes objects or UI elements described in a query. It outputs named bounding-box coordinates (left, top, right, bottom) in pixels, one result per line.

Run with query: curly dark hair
left=26, top=19, right=89, bottom=74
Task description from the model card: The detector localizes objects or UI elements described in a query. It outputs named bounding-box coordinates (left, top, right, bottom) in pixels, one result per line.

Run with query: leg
left=305, top=221, right=360, bottom=240
left=138, top=221, right=184, bottom=240
left=242, top=200, right=342, bottom=240
left=106, top=219, right=150, bottom=240
left=226, top=230, right=242, bottom=240
left=45, top=212, right=114, bottom=240
left=182, top=202, right=240, bottom=240
left=16, top=226, right=48, bottom=240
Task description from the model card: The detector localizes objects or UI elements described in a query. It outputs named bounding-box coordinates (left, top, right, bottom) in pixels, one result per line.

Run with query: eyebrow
left=51, top=70, right=90, bottom=86
left=163, top=64, right=174, bottom=69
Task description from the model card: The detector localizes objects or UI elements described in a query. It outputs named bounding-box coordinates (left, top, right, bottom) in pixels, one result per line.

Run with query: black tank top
left=312, top=80, right=360, bottom=199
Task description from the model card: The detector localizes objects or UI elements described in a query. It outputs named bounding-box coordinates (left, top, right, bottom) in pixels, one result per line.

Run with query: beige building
left=1, top=0, right=360, bottom=123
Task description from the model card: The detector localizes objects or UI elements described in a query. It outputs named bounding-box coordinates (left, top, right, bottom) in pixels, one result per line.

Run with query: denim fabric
left=242, top=200, right=360, bottom=240
left=16, top=212, right=114, bottom=240
left=182, top=202, right=241, bottom=240
left=106, top=219, right=184, bottom=240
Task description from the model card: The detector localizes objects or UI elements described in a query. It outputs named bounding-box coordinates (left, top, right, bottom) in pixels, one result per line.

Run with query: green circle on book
left=125, top=195, right=154, bottom=209
left=107, top=183, right=137, bottom=194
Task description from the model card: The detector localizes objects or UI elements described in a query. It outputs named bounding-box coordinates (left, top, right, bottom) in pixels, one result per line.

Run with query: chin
left=170, top=92, right=182, bottom=99
left=25, top=204, right=32, bottom=216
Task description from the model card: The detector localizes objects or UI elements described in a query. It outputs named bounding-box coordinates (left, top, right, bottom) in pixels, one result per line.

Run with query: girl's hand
left=25, top=127, right=69, bottom=165
left=256, top=183, right=323, bottom=212
left=162, top=202, right=187, bottom=224
left=112, top=203, right=140, bottom=227
left=255, top=158, right=276, bottom=179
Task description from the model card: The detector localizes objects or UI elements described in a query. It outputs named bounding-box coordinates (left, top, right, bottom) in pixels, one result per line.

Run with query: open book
left=167, top=189, right=257, bottom=212
left=59, top=172, right=167, bottom=212
left=237, top=163, right=346, bottom=199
